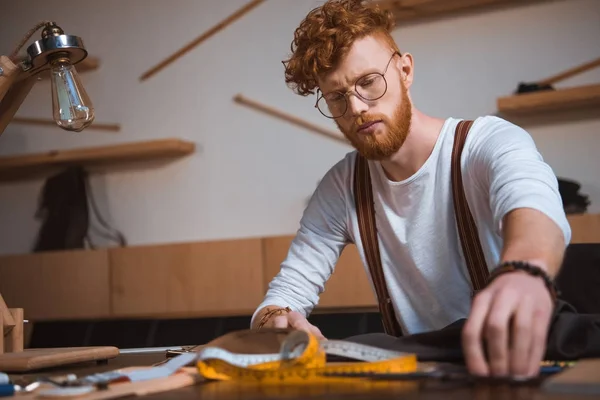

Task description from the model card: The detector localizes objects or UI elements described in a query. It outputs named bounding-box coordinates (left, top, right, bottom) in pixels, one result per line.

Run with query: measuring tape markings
left=196, top=330, right=418, bottom=383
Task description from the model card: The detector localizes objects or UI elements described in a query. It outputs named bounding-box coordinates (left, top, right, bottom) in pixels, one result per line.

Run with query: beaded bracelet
left=487, top=261, right=560, bottom=302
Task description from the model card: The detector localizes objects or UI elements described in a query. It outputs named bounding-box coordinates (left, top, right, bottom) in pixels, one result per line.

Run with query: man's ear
left=398, top=52, right=414, bottom=88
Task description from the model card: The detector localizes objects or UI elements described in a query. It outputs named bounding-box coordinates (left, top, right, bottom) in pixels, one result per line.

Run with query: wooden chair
left=0, top=292, right=24, bottom=354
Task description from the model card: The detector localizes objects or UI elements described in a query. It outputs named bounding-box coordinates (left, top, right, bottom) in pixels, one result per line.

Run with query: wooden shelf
left=0, top=138, right=195, bottom=182
left=372, top=0, right=554, bottom=23
left=497, top=83, right=600, bottom=116
left=11, top=117, right=120, bottom=132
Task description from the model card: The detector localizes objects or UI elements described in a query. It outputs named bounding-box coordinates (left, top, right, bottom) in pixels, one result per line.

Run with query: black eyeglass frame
left=314, top=51, right=402, bottom=119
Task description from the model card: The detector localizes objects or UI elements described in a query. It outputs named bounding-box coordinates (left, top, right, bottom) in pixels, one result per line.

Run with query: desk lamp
left=0, top=21, right=95, bottom=136
left=0, top=21, right=95, bottom=357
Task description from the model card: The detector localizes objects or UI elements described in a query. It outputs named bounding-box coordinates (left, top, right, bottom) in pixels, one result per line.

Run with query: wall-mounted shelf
left=372, top=0, right=554, bottom=23
left=0, top=138, right=195, bottom=182
left=496, top=83, right=600, bottom=117
left=11, top=117, right=120, bottom=132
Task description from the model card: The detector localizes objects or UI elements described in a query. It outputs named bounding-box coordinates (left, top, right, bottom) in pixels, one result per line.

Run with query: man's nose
left=347, top=94, right=368, bottom=117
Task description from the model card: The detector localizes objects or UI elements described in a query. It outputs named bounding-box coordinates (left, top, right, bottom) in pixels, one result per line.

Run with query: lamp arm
left=0, top=56, right=38, bottom=137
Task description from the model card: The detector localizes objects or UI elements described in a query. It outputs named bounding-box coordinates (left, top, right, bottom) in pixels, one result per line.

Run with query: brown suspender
left=354, top=153, right=403, bottom=336
left=353, top=120, right=489, bottom=337
left=451, top=120, right=490, bottom=294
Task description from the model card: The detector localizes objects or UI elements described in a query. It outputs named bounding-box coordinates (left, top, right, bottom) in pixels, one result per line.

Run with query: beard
left=336, top=80, right=412, bottom=161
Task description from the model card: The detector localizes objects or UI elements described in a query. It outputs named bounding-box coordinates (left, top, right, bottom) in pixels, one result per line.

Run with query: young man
left=251, top=0, right=571, bottom=379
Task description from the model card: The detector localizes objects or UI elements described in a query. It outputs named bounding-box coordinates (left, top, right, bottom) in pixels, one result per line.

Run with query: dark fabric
left=555, top=243, right=600, bottom=314
left=33, top=166, right=90, bottom=252
left=343, top=300, right=600, bottom=362
left=33, top=166, right=127, bottom=252
left=557, top=178, right=590, bottom=214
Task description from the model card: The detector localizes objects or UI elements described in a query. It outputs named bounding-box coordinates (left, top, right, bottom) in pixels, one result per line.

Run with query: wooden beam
left=233, top=94, right=349, bottom=146
left=371, top=0, right=555, bottom=23
left=11, top=117, right=121, bottom=132
left=139, top=0, right=266, bottom=82
left=0, top=293, right=15, bottom=329
left=0, top=56, right=20, bottom=105
left=0, top=138, right=195, bottom=182
left=0, top=56, right=37, bottom=137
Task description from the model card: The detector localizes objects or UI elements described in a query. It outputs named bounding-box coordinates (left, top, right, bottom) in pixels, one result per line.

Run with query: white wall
left=0, top=0, right=598, bottom=255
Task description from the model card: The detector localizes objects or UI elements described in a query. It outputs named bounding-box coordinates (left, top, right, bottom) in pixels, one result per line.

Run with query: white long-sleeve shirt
left=252, top=116, right=571, bottom=335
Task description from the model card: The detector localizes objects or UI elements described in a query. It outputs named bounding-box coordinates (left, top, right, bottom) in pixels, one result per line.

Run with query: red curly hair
left=283, top=0, right=398, bottom=97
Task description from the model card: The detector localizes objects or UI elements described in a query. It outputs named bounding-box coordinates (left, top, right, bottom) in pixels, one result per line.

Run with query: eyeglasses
left=315, top=52, right=400, bottom=119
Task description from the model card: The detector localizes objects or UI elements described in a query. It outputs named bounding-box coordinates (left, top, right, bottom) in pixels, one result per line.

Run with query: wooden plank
left=11, top=117, right=120, bottom=132
left=5, top=308, right=24, bottom=353
left=140, top=0, right=266, bottom=81
left=371, top=0, right=555, bottom=23
left=109, top=239, right=265, bottom=318
left=234, top=94, right=348, bottom=146
left=0, top=211, right=596, bottom=323
left=0, top=77, right=37, bottom=137
left=497, top=84, right=600, bottom=116
left=262, top=236, right=377, bottom=310
left=0, top=293, right=15, bottom=329
left=0, top=138, right=195, bottom=182
left=0, top=249, right=111, bottom=321
left=0, top=346, right=119, bottom=372
left=567, top=213, right=600, bottom=244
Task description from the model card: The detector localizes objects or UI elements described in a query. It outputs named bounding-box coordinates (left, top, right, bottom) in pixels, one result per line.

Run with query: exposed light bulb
left=50, top=57, right=94, bottom=132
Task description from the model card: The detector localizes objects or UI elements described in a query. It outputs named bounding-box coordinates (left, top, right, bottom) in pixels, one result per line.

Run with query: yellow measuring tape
left=196, top=329, right=418, bottom=384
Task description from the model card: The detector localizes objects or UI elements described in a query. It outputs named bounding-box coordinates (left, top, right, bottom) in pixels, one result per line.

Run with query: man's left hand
left=462, top=270, right=554, bottom=378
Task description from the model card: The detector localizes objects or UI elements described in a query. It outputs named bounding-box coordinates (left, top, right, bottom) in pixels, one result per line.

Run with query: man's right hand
left=258, top=308, right=326, bottom=340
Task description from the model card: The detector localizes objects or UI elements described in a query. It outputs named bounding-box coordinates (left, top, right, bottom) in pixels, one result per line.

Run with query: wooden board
left=372, top=0, right=553, bottom=23
left=262, top=236, right=377, bottom=311
left=109, top=238, right=265, bottom=318
left=14, top=367, right=199, bottom=400
left=497, top=83, right=600, bottom=116
left=567, top=213, right=600, bottom=244
left=542, top=358, right=600, bottom=395
left=1, top=212, right=598, bottom=323
left=0, top=346, right=118, bottom=372
left=0, top=249, right=111, bottom=321
left=0, top=138, right=195, bottom=182
left=11, top=117, right=120, bottom=132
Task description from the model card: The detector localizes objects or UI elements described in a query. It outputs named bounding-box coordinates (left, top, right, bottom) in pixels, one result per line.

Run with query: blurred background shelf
left=11, top=117, right=120, bottom=132
left=497, top=84, right=600, bottom=117
left=0, top=138, right=195, bottom=182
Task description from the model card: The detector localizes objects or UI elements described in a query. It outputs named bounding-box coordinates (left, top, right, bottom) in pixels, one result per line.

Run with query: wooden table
left=8, top=349, right=587, bottom=399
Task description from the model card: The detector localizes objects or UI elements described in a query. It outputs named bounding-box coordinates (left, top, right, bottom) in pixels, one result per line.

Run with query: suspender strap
left=451, top=120, right=489, bottom=293
left=353, top=154, right=403, bottom=337
left=353, top=119, right=489, bottom=337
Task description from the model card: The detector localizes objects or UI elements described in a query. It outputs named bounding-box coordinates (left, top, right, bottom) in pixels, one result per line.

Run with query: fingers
left=462, top=291, right=493, bottom=376
left=527, top=307, right=551, bottom=376
left=286, top=311, right=326, bottom=340
left=509, top=297, right=534, bottom=377
left=484, top=289, right=519, bottom=377
left=272, top=315, right=289, bottom=328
